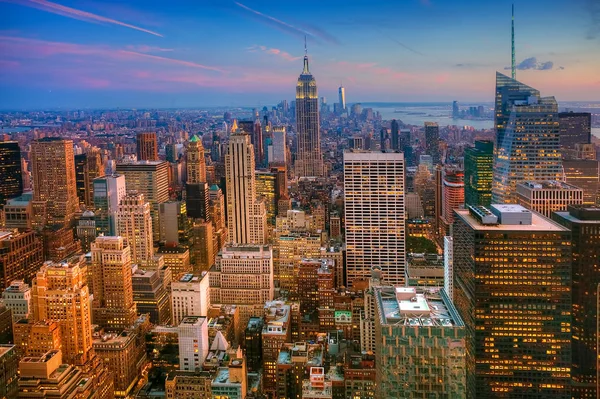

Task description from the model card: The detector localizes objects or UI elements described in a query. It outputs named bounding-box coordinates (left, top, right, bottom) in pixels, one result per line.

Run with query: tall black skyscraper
left=424, top=122, right=440, bottom=164
left=391, top=119, right=399, bottom=150
left=558, top=112, right=591, bottom=149
left=0, top=141, right=23, bottom=206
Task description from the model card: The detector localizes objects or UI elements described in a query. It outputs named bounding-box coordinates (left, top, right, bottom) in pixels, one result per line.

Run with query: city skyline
left=2, top=0, right=600, bottom=109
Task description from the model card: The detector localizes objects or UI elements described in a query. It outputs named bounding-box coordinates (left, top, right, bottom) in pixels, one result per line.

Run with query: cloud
left=247, top=45, right=300, bottom=61
left=504, top=57, right=557, bottom=71
left=125, top=45, right=173, bottom=53
left=234, top=2, right=338, bottom=44
left=0, top=36, right=224, bottom=72
left=2, top=0, right=163, bottom=37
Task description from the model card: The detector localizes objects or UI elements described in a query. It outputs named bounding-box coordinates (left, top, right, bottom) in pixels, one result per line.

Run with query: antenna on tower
left=304, top=35, right=307, bottom=56
left=511, top=3, right=516, bottom=79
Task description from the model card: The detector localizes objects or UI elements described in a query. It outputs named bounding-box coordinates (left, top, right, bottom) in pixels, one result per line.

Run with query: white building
left=178, top=316, right=209, bottom=372
left=516, top=180, right=583, bottom=218
left=171, top=273, right=210, bottom=325
left=344, top=151, right=406, bottom=286
left=1, top=280, right=31, bottom=321
left=270, top=126, right=287, bottom=165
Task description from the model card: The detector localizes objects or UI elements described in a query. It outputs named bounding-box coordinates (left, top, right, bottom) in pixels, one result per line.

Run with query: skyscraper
left=295, top=50, right=324, bottom=177
left=116, top=192, right=154, bottom=264
left=90, top=236, right=137, bottom=332
left=516, top=180, right=583, bottom=217
left=454, top=205, right=571, bottom=398
left=270, top=126, right=287, bottom=166
left=492, top=72, right=563, bottom=203
left=0, top=141, right=23, bottom=206
left=558, top=112, right=591, bottom=149
left=225, top=124, right=267, bottom=245
left=136, top=132, right=159, bottom=161
left=92, top=173, right=127, bottom=235
left=424, top=122, right=440, bottom=165
left=31, top=255, right=93, bottom=365
left=344, top=151, right=406, bottom=286
left=390, top=120, right=399, bottom=151
left=116, top=160, right=169, bottom=241
left=464, top=140, right=493, bottom=207
left=74, top=150, right=102, bottom=207
left=186, top=135, right=207, bottom=184
left=0, top=230, right=43, bottom=293
left=553, top=205, right=600, bottom=397
left=440, top=167, right=464, bottom=235
left=30, top=138, right=79, bottom=228
left=338, top=84, right=346, bottom=113
left=563, top=159, right=600, bottom=206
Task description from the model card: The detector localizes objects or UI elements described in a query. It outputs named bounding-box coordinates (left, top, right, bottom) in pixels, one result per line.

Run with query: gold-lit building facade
left=454, top=206, right=571, bottom=398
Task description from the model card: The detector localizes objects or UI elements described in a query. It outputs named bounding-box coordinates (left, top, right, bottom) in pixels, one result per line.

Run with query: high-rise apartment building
left=91, top=236, right=137, bottom=331
left=93, top=173, right=127, bottom=235
left=375, top=287, right=466, bottom=398
left=31, top=255, right=93, bottom=365
left=464, top=140, right=493, bottom=207
left=563, top=159, right=600, bottom=206
left=190, top=220, right=215, bottom=273
left=116, top=192, right=154, bottom=264
left=209, top=245, right=273, bottom=329
left=424, top=122, right=440, bottom=165
left=454, top=204, right=571, bottom=398
left=74, top=150, right=102, bottom=207
left=132, top=269, right=171, bottom=325
left=1, top=280, right=30, bottom=321
left=295, top=52, right=324, bottom=177
left=225, top=126, right=267, bottom=245
left=344, top=151, right=406, bottom=286
left=0, top=229, right=43, bottom=292
left=492, top=72, right=563, bottom=203
left=270, top=126, right=287, bottom=166
left=30, top=138, right=79, bottom=227
left=516, top=180, right=583, bottom=217
left=116, top=160, right=169, bottom=241
left=178, top=316, right=209, bottom=372
left=553, top=205, right=600, bottom=397
left=255, top=170, right=277, bottom=225
left=558, top=112, right=591, bottom=149
left=440, top=167, right=464, bottom=235
left=0, top=141, right=23, bottom=206
left=136, top=132, right=159, bottom=161
left=171, top=273, right=209, bottom=326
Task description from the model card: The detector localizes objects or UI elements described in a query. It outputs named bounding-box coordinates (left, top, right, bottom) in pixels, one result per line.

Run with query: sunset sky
left=1, top=0, right=599, bottom=109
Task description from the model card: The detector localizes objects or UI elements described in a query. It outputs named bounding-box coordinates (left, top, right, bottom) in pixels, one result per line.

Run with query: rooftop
left=376, top=287, right=464, bottom=328
left=180, top=316, right=206, bottom=326
left=456, top=207, right=568, bottom=232
left=518, top=180, right=581, bottom=191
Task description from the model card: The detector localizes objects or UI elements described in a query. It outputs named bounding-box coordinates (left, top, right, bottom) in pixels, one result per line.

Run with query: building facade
left=464, top=140, right=493, bottom=207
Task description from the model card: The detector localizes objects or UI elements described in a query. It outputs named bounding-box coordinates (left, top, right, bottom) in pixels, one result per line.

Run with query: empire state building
left=295, top=51, right=324, bottom=177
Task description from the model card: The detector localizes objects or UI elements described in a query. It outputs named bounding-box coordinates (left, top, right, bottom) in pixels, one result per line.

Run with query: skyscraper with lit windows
left=344, top=151, right=406, bottom=286
left=492, top=72, right=563, bottom=203
left=295, top=51, right=324, bottom=177
left=464, top=140, right=493, bottom=207
left=0, top=141, right=23, bottom=206
left=454, top=204, right=571, bottom=398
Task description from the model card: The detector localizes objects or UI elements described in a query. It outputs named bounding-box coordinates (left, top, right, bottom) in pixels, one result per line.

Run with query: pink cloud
left=435, top=73, right=450, bottom=84
left=125, top=45, right=173, bottom=53
left=0, top=36, right=224, bottom=72
left=248, top=45, right=300, bottom=61
left=6, top=0, right=163, bottom=37
left=0, top=60, right=20, bottom=68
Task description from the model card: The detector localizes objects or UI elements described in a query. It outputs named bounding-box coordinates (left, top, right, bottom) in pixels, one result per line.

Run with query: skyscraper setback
left=295, top=50, right=324, bottom=177
left=225, top=122, right=267, bottom=245
left=492, top=72, right=563, bottom=203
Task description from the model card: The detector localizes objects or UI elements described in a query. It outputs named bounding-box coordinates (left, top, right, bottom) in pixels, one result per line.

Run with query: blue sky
left=1, top=0, right=599, bottom=109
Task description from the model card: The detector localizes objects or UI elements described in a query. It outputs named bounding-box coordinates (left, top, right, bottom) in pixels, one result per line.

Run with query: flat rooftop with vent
left=375, top=287, right=463, bottom=328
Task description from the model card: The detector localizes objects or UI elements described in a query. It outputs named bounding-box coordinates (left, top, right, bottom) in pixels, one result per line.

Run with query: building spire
left=302, top=35, right=310, bottom=74
left=511, top=3, right=516, bottom=79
